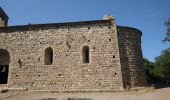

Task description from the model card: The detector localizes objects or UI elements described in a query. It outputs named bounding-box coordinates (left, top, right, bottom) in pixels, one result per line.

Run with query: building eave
left=0, top=20, right=112, bottom=33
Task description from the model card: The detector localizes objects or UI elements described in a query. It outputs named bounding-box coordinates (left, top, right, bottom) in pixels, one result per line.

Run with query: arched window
left=44, top=47, right=53, bottom=65
left=0, top=49, right=10, bottom=84
left=82, top=46, right=90, bottom=63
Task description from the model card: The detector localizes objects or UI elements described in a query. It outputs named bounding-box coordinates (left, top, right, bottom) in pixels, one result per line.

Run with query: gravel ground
left=0, top=87, right=170, bottom=100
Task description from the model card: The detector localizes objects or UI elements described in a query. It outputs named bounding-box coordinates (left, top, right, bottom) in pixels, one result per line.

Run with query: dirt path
left=0, top=87, right=170, bottom=100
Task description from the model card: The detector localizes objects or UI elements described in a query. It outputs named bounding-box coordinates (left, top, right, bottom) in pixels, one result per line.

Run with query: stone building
left=0, top=8, right=146, bottom=92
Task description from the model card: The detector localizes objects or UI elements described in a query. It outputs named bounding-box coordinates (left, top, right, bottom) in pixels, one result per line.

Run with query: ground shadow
left=154, top=84, right=170, bottom=89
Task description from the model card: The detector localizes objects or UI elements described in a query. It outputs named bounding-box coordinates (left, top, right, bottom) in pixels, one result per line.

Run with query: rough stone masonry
left=0, top=7, right=147, bottom=92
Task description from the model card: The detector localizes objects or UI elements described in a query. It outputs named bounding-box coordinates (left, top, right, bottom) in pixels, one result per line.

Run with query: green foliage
left=155, top=48, right=170, bottom=70
left=155, top=48, right=170, bottom=83
left=144, top=58, right=155, bottom=75
left=144, top=48, right=170, bottom=85
left=144, top=58, right=165, bottom=78
left=163, top=18, right=170, bottom=42
left=152, top=65, right=165, bottom=78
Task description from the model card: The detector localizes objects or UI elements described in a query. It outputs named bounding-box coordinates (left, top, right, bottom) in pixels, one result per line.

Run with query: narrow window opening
left=82, top=46, right=90, bottom=63
left=44, top=47, right=53, bottom=65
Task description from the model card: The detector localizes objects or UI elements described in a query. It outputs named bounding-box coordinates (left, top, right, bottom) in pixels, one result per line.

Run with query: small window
left=44, top=47, right=53, bottom=65
left=82, top=46, right=90, bottom=63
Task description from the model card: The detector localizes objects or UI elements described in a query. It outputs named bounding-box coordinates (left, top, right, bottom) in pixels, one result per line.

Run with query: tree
left=155, top=48, right=170, bottom=84
left=144, top=58, right=166, bottom=85
left=143, top=58, right=155, bottom=84
left=163, top=18, right=170, bottom=42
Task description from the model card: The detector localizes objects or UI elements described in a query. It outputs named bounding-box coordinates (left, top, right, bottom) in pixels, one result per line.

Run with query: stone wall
left=117, top=26, right=147, bottom=88
left=0, top=20, right=124, bottom=91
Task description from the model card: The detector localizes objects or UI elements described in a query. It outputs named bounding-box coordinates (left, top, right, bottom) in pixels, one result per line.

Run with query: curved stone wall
left=117, top=26, right=147, bottom=88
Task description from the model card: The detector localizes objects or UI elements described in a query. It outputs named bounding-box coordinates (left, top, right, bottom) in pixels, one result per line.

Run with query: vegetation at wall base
left=144, top=48, right=170, bottom=87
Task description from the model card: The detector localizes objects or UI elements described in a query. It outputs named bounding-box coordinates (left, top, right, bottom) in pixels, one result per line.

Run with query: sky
left=0, top=0, right=169, bottom=62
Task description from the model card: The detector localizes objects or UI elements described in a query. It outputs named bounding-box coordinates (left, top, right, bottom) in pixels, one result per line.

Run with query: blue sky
left=0, top=0, right=169, bottom=61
